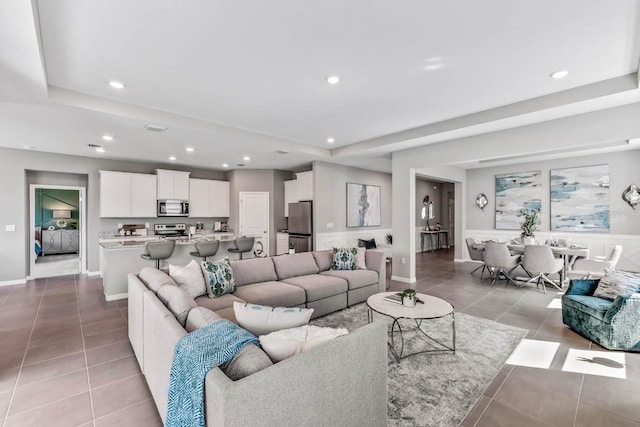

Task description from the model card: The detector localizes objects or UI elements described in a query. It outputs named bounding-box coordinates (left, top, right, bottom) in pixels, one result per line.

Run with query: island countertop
left=98, top=233, right=237, bottom=249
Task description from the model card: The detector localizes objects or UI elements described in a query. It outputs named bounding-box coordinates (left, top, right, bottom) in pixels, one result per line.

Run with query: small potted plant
left=288, top=242, right=295, bottom=255
left=386, top=233, right=393, bottom=245
left=519, top=208, right=539, bottom=245
left=397, top=288, right=423, bottom=307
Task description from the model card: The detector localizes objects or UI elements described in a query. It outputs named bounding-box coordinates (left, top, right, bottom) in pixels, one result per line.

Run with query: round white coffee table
left=366, top=292, right=455, bottom=361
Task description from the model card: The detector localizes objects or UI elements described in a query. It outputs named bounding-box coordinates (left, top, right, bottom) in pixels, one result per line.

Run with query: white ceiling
left=1, top=0, right=639, bottom=172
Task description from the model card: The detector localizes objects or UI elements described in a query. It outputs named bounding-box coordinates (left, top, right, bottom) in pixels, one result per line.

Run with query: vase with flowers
left=520, top=208, right=539, bottom=245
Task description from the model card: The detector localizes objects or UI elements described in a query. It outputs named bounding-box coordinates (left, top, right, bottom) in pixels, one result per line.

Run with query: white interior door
left=239, top=192, right=270, bottom=257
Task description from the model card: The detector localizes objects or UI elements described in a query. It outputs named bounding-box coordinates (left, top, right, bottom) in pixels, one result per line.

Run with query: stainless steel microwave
left=157, top=200, right=189, bottom=217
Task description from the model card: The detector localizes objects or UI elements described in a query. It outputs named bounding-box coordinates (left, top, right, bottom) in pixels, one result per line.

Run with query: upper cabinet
left=100, top=171, right=157, bottom=218
left=157, top=169, right=190, bottom=200
left=296, top=171, right=314, bottom=201
left=189, top=178, right=230, bottom=218
left=284, top=180, right=297, bottom=216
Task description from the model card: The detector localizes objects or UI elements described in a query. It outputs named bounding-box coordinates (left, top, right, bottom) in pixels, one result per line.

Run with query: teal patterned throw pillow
left=201, top=258, right=236, bottom=298
left=331, top=247, right=358, bottom=270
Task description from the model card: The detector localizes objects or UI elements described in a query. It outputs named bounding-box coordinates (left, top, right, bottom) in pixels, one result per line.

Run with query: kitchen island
left=99, top=233, right=238, bottom=301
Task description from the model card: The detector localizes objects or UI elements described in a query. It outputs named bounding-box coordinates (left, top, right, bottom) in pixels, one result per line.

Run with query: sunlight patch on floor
left=546, top=298, right=562, bottom=309
left=506, top=339, right=560, bottom=369
left=562, top=349, right=626, bottom=379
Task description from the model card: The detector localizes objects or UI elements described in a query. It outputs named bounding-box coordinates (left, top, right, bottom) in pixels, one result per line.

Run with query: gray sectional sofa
left=128, top=250, right=388, bottom=426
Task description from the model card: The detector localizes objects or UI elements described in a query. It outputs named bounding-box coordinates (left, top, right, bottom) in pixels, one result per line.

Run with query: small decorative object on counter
left=288, top=242, right=295, bottom=255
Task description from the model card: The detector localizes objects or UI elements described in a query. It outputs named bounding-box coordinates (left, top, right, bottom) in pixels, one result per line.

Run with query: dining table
left=472, top=241, right=589, bottom=286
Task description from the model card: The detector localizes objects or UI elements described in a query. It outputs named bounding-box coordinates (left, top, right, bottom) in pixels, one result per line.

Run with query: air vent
left=88, top=144, right=102, bottom=148
left=276, top=149, right=290, bottom=154
left=237, top=163, right=246, bottom=167
left=144, top=124, right=168, bottom=132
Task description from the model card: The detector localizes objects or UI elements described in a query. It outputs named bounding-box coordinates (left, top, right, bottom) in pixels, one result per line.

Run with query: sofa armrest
left=565, top=279, right=600, bottom=296
left=365, top=249, right=386, bottom=292
left=605, top=294, right=640, bottom=349
left=205, top=322, right=388, bottom=427
left=604, top=293, right=640, bottom=323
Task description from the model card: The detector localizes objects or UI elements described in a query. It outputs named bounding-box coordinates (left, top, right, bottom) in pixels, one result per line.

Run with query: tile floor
left=0, top=249, right=638, bottom=426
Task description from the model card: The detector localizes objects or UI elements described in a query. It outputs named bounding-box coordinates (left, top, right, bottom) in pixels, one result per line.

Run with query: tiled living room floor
left=1, top=249, right=638, bottom=426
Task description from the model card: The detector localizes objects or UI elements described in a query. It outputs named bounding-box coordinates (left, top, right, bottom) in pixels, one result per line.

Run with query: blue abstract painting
left=495, top=171, right=542, bottom=230
left=550, top=164, right=609, bottom=232
left=346, top=183, right=381, bottom=227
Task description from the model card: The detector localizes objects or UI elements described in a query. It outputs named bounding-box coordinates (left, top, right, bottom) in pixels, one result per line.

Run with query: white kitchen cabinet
left=284, top=179, right=297, bottom=216
left=156, top=169, right=191, bottom=200
left=189, top=178, right=230, bottom=218
left=296, top=171, right=313, bottom=201
left=276, top=232, right=289, bottom=255
left=100, top=171, right=157, bottom=218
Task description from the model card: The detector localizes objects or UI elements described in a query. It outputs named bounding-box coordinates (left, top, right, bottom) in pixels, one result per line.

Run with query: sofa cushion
left=156, top=284, right=197, bottom=326
left=562, top=295, right=614, bottom=321
left=232, top=281, right=307, bottom=307
left=220, top=343, right=273, bottom=380
left=272, top=253, right=319, bottom=280
left=234, top=302, right=314, bottom=336
left=593, top=270, right=640, bottom=301
left=201, top=258, right=236, bottom=298
left=195, top=293, right=246, bottom=312
left=320, top=269, right=379, bottom=290
left=230, top=257, right=278, bottom=286
left=169, top=260, right=206, bottom=298
left=282, top=274, right=348, bottom=302
left=331, top=247, right=358, bottom=270
left=312, top=250, right=333, bottom=272
left=185, top=307, right=223, bottom=332
left=139, top=267, right=176, bottom=293
left=259, top=325, right=348, bottom=363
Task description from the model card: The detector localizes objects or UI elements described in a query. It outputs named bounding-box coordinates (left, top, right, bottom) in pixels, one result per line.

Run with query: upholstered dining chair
left=484, top=242, right=521, bottom=286
left=466, top=237, right=488, bottom=279
left=521, top=245, right=564, bottom=293
left=569, top=245, right=623, bottom=279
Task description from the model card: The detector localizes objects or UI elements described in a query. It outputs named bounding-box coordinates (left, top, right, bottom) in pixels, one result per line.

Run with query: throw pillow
left=201, top=258, right=236, bottom=298
left=233, top=302, right=313, bottom=336
left=355, top=247, right=367, bottom=270
left=358, top=238, right=377, bottom=249
left=593, top=269, right=640, bottom=300
left=156, top=284, right=197, bottom=327
left=169, top=260, right=207, bottom=298
left=259, top=325, right=349, bottom=362
left=331, top=247, right=359, bottom=270
left=185, top=307, right=223, bottom=332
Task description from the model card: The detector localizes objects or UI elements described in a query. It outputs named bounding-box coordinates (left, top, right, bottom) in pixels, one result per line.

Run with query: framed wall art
left=495, top=171, right=542, bottom=230
left=346, top=182, right=381, bottom=227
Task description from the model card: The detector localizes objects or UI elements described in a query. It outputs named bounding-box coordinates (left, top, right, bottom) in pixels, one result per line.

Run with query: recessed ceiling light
left=21, top=145, right=32, bottom=150
left=108, top=80, right=126, bottom=89
left=276, top=149, right=290, bottom=154
left=144, top=124, right=168, bottom=132
left=169, top=156, right=176, bottom=161
left=243, top=156, right=251, bottom=161
left=326, top=75, right=340, bottom=85
left=327, top=137, right=335, bottom=144
left=96, top=147, right=105, bottom=153
left=102, top=135, right=114, bottom=142
left=222, top=163, right=229, bottom=168
left=550, top=70, right=569, bottom=79
left=185, top=147, right=194, bottom=153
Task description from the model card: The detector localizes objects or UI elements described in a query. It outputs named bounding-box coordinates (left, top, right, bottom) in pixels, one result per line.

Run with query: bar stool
left=140, top=240, right=176, bottom=269
left=228, top=236, right=254, bottom=260
left=189, top=240, right=220, bottom=262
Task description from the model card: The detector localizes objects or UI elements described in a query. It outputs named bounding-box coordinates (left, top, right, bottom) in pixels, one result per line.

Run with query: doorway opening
left=30, top=185, right=87, bottom=278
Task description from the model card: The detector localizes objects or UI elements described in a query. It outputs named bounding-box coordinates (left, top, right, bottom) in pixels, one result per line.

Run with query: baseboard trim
left=0, top=278, right=27, bottom=287
left=391, top=275, right=416, bottom=284
left=454, top=258, right=470, bottom=263
left=105, top=292, right=128, bottom=301
left=86, top=271, right=101, bottom=277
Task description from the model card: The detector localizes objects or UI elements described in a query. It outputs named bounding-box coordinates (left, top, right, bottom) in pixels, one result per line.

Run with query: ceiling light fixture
left=21, top=145, right=32, bottom=150
left=327, top=137, right=335, bottom=144
left=144, top=124, right=168, bottom=132
left=222, top=163, right=229, bottom=168
left=276, top=149, right=290, bottom=154
left=102, top=135, right=114, bottom=142
left=185, top=147, right=194, bottom=152
left=326, top=75, right=340, bottom=85
left=242, top=156, right=251, bottom=161
left=169, top=156, right=176, bottom=161
left=108, top=80, right=126, bottom=89
left=549, top=70, right=569, bottom=79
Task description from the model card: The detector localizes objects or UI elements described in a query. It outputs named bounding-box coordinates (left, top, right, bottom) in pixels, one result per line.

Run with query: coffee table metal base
left=367, top=308, right=456, bottom=362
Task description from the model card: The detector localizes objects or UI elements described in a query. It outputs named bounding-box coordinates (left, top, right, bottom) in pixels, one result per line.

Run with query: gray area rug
left=311, top=304, right=527, bottom=427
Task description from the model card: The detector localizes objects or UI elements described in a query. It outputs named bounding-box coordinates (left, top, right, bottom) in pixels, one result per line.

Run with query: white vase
left=402, top=296, right=416, bottom=307
left=288, top=249, right=295, bottom=254
left=523, top=236, right=536, bottom=245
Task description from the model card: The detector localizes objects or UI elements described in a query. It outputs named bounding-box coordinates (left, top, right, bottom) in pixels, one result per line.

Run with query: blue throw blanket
left=165, top=320, right=259, bottom=427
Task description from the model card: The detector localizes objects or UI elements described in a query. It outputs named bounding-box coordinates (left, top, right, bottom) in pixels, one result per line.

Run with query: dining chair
left=483, top=242, right=521, bottom=286
left=569, top=245, right=622, bottom=279
left=521, top=245, right=564, bottom=293
left=466, top=237, right=488, bottom=279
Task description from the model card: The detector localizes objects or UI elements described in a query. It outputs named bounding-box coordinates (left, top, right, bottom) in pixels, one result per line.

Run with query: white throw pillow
left=259, top=325, right=349, bottom=362
left=233, top=302, right=313, bottom=336
left=355, top=247, right=367, bottom=269
left=169, top=260, right=206, bottom=298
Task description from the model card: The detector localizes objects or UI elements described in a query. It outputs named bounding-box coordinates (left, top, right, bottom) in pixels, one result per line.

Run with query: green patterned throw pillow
left=201, top=258, right=236, bottom=298
left=331, top=247, right=358, bottom=270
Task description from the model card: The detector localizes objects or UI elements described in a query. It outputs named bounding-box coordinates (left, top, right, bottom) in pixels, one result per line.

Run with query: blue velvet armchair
left=562, top=279, right=640, bottom=352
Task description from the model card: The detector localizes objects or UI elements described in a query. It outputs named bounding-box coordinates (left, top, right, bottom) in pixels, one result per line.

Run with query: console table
left=420, top=230, right=449, bottom=252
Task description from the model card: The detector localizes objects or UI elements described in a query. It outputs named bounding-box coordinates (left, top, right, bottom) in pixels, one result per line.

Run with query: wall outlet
left=117, top=223, right=123, bottom=229
left=5, top=225, right=16, bottom=232
left=401, top=257, right=406, bottom=264
left=327, top=222, right=333, bottom=229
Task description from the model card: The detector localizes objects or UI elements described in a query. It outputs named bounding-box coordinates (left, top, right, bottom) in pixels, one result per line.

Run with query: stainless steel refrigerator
left=288, top=201, right=312, bottom=252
